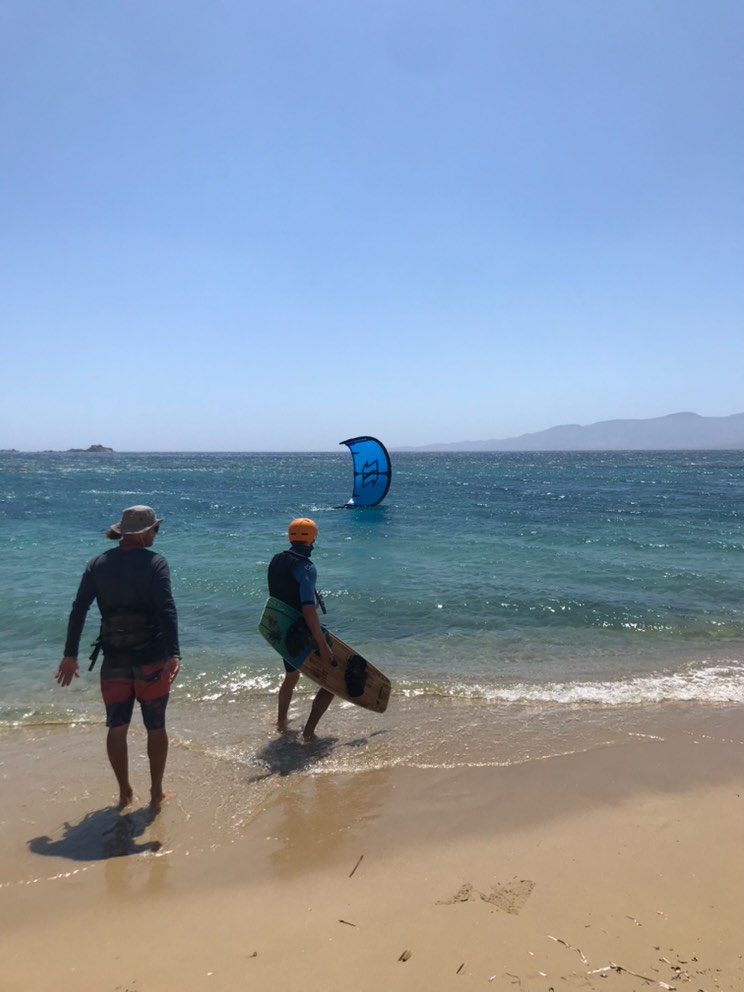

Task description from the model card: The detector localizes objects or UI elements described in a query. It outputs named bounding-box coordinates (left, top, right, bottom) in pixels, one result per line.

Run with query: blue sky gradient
left=1, top=1, right=741, bottom=450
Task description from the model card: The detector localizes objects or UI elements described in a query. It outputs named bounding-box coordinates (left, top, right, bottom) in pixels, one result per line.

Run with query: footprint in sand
left=481, top=878, right=536, bottom=915
left=436, top=883, right=475, bottom=905
left=437, top=878, right=536, bottom=915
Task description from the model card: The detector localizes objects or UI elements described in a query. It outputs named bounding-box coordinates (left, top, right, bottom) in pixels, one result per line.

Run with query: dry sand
left=1, top=709, right=741, bottom=991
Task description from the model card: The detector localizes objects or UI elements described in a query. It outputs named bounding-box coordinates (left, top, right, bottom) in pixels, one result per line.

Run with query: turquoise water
left=0, top=450, right=742, bottom=772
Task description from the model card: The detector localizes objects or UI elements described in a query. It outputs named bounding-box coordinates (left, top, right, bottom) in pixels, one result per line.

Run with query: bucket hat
left=109, top=505, right=163, bottom=535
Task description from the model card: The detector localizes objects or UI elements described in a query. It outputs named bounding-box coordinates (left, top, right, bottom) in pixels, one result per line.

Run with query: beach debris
left=348, top=854, right=364, bottom=878
left=398, top=950, right=412, bottom=963
left=625, top=915, right=642, bottom=926
left=456, top=962, right=465, bottom=974
left=338, top=919, right=357, bottom=928
left=588, top=962, right=676, bottom=989
left=503, top=973, right=523, bottom=986
left=548, top=934, right=588, bottom=965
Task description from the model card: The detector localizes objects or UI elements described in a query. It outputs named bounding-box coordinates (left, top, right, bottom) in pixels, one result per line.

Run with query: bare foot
left=150, top=789, right=175, bottom=811
left=117, top=787, right=134, bottom=810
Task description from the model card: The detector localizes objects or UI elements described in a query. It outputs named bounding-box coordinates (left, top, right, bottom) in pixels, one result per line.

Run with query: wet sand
left=0, top=707, right=741, bottom=991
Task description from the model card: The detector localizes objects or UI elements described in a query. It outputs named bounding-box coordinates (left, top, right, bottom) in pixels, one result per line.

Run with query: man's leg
left=146, top=728, right=169, bottom=808
left=278, top=669, right=300, bottom=725
left=106, top=724, right=133, bottom=808
left=101, top=671, right=135, bottom=808
left=303, top=688, right=333, bottom=740
left=138, top=678, right=171, bottom=808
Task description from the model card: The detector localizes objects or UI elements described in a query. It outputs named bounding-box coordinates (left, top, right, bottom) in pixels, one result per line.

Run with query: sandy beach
left=1, top=706, right=741, bottom=992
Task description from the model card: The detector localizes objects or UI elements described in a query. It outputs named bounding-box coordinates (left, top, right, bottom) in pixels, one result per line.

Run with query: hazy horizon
left=3, top=411, right=742, bottom=453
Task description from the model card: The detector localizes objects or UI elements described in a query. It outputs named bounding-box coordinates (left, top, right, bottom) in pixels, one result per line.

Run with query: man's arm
left=63, top=568, right=96, bottom=658
left=294, top=558, right=333, bottom=663
left=57, top=567, right=96, bottom=687
left=301, top=603, right=333, bottom=664
left=152, top=555, right=181, bottom=663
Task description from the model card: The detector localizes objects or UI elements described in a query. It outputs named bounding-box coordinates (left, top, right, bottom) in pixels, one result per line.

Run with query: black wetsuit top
left=267, top=546, right=317, bottom=611
left=64, top=547, right=180, bottom=664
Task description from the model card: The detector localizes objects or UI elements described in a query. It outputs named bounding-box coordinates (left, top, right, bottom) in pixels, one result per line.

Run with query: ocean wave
left=395, top=660, right=744, bottom=706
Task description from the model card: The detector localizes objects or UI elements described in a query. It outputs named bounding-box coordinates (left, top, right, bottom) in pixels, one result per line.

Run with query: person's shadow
left=28, top=805, right=162, bottom=861
left=247, top=727, right=387, bottom=782
left=247, top=730, right=339, bottom=782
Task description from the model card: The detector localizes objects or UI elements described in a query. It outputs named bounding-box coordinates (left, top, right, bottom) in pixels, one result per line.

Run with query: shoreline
left=0, top=680, right=744, bottom=781
left=1, top=705, right=741, bottom=991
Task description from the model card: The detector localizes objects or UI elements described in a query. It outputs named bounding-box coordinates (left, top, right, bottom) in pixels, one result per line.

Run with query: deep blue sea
left=1, top=450, right=742, bottom=776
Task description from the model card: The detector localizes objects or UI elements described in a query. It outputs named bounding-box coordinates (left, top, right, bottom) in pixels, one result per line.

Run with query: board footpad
left=344, top=655, right=368, bottom=697
left=285, top=618, right=313, bottom=660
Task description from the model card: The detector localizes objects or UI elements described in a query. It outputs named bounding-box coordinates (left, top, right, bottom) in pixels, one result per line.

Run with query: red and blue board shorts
left=100, top=659, right=170, bottom=730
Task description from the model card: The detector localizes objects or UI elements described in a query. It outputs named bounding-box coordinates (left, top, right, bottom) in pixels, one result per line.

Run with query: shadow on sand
left=247, top=730, right=338, bottom=782
left=247, top=728, right=387, bottom=783
left=28, top=805, right=162, bottom=862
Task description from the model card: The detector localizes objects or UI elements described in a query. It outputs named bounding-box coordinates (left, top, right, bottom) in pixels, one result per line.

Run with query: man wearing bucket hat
left=268, top=517, right=335, bottom=739
left=56, top=505, right=181, bottom=809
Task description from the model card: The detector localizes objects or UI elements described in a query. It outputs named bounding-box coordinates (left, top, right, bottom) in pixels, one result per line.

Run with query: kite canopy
left=339, top=436, right=392, bottom=508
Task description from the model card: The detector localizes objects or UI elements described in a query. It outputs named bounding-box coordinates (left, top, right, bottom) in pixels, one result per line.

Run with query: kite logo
left=361, top=459, right=380, bottom=487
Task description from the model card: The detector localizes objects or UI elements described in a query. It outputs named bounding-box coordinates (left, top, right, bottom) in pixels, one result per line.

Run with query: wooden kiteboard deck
left=257, top=596, right=391, bottom=713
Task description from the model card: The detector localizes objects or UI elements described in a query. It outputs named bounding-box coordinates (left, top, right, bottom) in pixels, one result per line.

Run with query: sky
left=1, top=1, right=741, bottom=451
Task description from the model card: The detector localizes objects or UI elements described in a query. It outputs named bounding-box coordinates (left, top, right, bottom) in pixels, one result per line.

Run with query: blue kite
left=339, top=436, right=392, bottom=508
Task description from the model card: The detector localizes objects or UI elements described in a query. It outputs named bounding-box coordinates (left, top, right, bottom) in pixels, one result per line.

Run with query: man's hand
left=56, top=657, right=79, bottom=687
left=317, top=640, right=334, bottom=665
left=165, top=657, right=181, bottom=684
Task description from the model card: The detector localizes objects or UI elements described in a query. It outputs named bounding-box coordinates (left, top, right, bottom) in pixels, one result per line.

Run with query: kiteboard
left=258, top=596, right=391, bottom=713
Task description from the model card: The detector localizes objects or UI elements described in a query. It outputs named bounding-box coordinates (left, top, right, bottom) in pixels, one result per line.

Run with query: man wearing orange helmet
left=268, top=518, right=335, bottom=739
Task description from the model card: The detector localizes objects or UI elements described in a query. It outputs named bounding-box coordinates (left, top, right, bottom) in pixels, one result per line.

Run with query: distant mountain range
left=396, top=412, right=744, bottom=452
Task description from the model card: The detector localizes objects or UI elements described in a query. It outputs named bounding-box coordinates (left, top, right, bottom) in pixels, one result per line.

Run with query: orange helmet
left=288, top=517, right=318, bottom=545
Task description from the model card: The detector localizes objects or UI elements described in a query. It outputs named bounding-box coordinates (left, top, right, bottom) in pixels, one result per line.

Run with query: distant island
left=396, top=412, right=744, bottom=452
left=1, top=445, right=114, bottom=454
left=19, top=445, right=116, bottom=453
left=66, top=445, right=114, bottom=453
